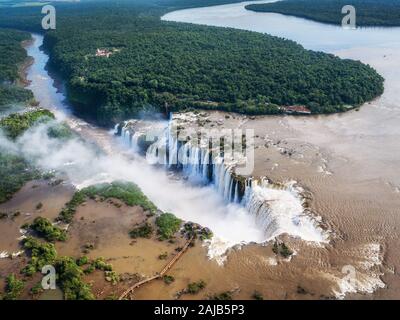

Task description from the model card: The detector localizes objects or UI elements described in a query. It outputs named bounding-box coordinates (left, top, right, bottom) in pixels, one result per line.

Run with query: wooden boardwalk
left=119, top=236, right=194, bottom=300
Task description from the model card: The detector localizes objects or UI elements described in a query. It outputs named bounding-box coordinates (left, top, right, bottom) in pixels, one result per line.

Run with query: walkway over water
left=119, top=236, right=195, bottom=300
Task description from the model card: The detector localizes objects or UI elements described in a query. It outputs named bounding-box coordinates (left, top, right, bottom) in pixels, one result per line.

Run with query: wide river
left=163, top=1, right=400, bottom=187
left=15, top=1, right=400, bottom=299
left=162, top=1, right=400, bottom=299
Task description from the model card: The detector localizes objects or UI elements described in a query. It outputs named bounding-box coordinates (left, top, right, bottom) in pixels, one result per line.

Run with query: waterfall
left=115, top=119, right=328, bottom=243
left=234, top=182, right=239, bottom=204
left=243, top=179, right=328, bottom=242
left=117, top=121, right=241, bottom=202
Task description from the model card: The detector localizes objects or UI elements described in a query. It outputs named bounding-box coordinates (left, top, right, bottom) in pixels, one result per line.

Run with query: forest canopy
left=0, top=28, right=31, bottom=83
left=0, top=28, right=33, bottom=107
left=0, top=109, right=56, bottom=203
left=246, top=0, right=400, bottom=27
left=0, top=1, right=385, bottom=125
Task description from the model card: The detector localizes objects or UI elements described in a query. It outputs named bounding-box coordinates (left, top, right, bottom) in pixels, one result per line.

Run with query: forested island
left=0, top=1, right=384, bottom=125
left=246, top=0, right=400, bottom=27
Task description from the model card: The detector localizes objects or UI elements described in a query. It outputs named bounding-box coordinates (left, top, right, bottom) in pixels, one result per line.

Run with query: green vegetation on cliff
left=187, top=280, right=207, bottom=294
left=0, top=85, right=33, bottom=107
left=1, top=274, right=24, bottom=300
left=0, top=152, right=40, bottom=203
left=0, top=28, right=31, bottom=82
left=210, top=291, right=233, bottom=300
left=0, top=109, right=72, bottom=203
left=0, top=109, right=54, bottom=139
left=0, top=28, right=33, bottom=107
left=0, top=110, right=55, bottom=204
left=29, top=216, right=67, bottom=242
left=55, top=257, right=94, bottom=300
left=21, top=236, right=57, bottom=276
left=59, top=182, right=183, bottom=242
left=46, top=121, right=74, bottom=140
left=58, top=181, right=158, bottom=223
left=20, top=236, right=95, bottom=300
left=246, top=0, right=400, bottom=27
left=156, top=213, right=182, bottom=240
left=4, top=235, right=97, bottom=300
left=129, top=222, right=154, bottom=239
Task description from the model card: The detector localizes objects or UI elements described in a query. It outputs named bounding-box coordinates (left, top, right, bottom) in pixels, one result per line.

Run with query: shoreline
left=17, top=38, right=35, bottom=87
left=244, top=3, right=400, bottom=28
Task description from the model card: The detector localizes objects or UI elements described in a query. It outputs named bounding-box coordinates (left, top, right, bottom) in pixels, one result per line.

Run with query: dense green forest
left=0, top=27, right=39, bottom=203
left=0, top=29, right=31, bottom=82
left=0, top=109, right=67, bottom=203
left=0, top=85, right=33, bottom=107
left=246, top=0, right=400, bottom=27
left=0, top=152, right=40, bottom=203
left=0, top=28, right=34, bottom=107
left=0, top=1, right=385, bottom=125
left=0, top=109, right=54, bottom=139
left=42, top=8, right=384, bottom=123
